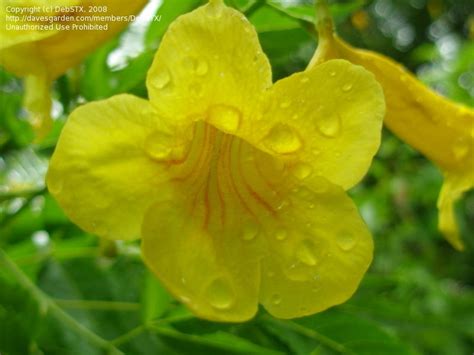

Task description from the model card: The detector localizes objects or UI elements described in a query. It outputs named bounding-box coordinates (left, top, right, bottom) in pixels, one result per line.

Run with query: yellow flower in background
left=47, top=0, right=385, bottom=322
left=0, top=0, right=147, bottom=138
left=309, top=1, right=474, bottom=251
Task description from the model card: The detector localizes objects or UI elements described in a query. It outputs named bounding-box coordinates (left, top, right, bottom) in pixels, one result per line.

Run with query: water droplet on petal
left=275, top=229, right=287, bottom=241
left=153, top=69, right=171, bottom=89
left=263, top=124, right=302, bottom=154
left=145, top=132, right=174, bottom=161
left=317, top=114, right=341, bottom=138
left=271, top=294, right=282, bottom=305
left=208, top=105, right=241, bottom=133
left=329, top=71, right=336, bottom=77
left=300, top=76, right=309, bottom=84
left=311, top=175, right=329, bottom=194
left=342, top=83, right=353, bottom=92
left=452, top=137, right=470, bottom=160
left=196, top=59, right=209, bottom=76
left=206, top=278, right=234, bottom=310
left=337, top=233, right=357, bottom=251
left=293, top=163, right=313, bottom=180
left=242, top=222, right=259, bottom=241
left=296, top=240, right=318, bottom=266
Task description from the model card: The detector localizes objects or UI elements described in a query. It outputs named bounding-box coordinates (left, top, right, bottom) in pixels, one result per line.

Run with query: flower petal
left=146, top=1, right=272, bottom=132
left=47, top=94, right=171, bottom=240
left=141, top=198, right=262, bottom=323
left=312, top=36, right=474, bottom=248
left=259, top=176, right=373, bottom=319
left=141, top=125, right=277, bottom=322
left=438, top=169, right=474, bottom=251
left=254, top=59, right=385, bottom=190
left=1, top=0, right=147, bottom=79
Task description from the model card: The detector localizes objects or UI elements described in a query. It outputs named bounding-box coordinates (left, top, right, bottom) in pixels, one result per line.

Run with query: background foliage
left=1, top=0, right=473, bottom=354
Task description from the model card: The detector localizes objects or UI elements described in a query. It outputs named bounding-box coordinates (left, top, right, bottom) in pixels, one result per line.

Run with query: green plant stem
left=261, top=315, right=350, bottom=354
left=0, top=248, right=123, bottom=355
left=53, top=299, right=140, bottom=311
left=111, top=313, right=195, bottom=346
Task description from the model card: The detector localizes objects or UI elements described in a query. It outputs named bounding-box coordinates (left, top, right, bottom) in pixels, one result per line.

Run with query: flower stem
left=315, top=0, right=335, bottom=40
left=308, top=0, right=338, bottom=68
left=0, top=248, right=123, bottom=354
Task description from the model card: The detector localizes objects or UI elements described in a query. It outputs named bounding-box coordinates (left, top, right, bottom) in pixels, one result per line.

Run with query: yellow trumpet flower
left=309, top=0, right=474, bottom=251
left=0, top=0, right=147, bottom=138
left=47, top=0, right=385, bottom=321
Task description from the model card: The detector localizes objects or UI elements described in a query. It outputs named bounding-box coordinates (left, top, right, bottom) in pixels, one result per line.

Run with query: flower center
left=145, top=121, right=289, bottom=230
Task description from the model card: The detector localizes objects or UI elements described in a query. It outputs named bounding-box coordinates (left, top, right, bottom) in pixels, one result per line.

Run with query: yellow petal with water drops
left=310, top=33, right=474, bottom=249
left=141, top=123, right=279, bottom=322
left=255, top=59, right=385, bottom=190
left=259, top=174, right=373, bottom=319
left=47, top=94, right=173, bottom=241
left=146, top=0, right=272, bottom=134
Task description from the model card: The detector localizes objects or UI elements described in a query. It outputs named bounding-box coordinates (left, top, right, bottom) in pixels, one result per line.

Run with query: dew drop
left=144, top=131, right=174, bottom=161
left=271, top=294, right=282, bottom=305
left=342, top=83, right=353, bottom=92
left=275, top=229, right=287, bottom=241
left=337, top=233, right=357, bottom=251
left=293, top=163, right=313, bottom=180
left=208, top=105, right=241, bottom=133
left=329, top=71, right=336, bottom=77
left=196, top=59, right=209, bottom=76
left=452, top=137, right=470, bottom=160
left=242, top=222, right=259, bottom=241
left=263, top=124, right=302, bottom=154
left=300, top=76, right=310, bottom=84
left=153, top=70, right=171, bottom=89
left=206, top=278, right=234, bottom=310
left=317, top=114, right=341, bottom=138
left=179, top=295, right=191, bottom=304
left=295, top=240, right=318, bottom=266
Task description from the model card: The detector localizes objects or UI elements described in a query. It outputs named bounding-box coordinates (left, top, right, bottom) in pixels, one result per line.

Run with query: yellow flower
left=47, top=0, right=385, bottom=322
left=0, top=0, right=147, bottom=138
left=309, top=1, right=474, bottom=251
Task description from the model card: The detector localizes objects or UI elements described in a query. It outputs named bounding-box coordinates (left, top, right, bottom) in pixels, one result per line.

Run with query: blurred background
left=1, top=0, right=473, bottom=354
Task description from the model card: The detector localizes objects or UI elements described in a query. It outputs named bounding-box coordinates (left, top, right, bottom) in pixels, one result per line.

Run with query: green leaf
left=153, top=327, right=285, bottom=355
left=261, top=309, right=419, bottom=355
left=266, top=0, right=366, bottom=24
left=0, top=274, right=41, bottom=355
left=145, top=0, right=202, bottom=49
left=141, top=271, right=173, bottom=322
